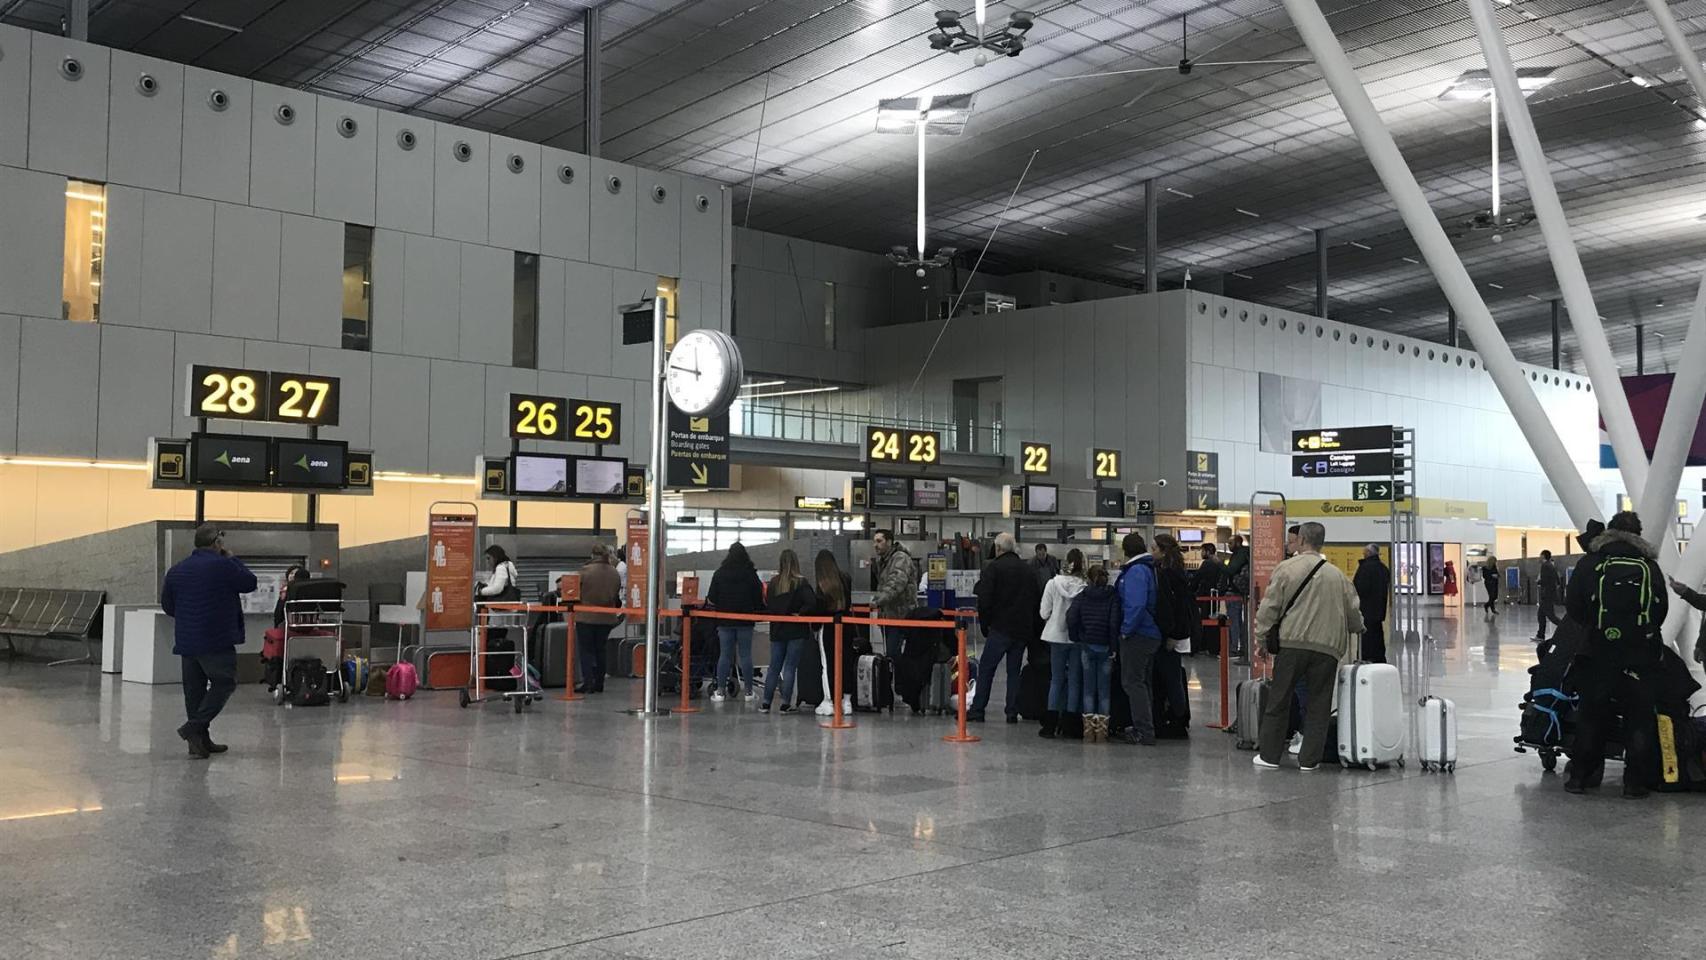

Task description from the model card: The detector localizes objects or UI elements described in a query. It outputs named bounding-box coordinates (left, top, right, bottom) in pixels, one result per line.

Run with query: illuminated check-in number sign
left=187, top=366, right=342, bottom=426
left=1090, top=447, right=1121, bottom=481
left=509, top=394, right=623, bottom=444
left=866, top=427, right=939, bottom=466
left=1020, top=441, right=1052, bottom=475
left=267, top=372, right=340, bottom=426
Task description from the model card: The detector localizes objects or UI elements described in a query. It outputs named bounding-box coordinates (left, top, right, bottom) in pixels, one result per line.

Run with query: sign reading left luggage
left=426, top=513, right=477, bottom=631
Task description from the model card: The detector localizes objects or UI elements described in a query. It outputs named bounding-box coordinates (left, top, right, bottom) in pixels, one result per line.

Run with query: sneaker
left=815, top=700, right=834, bottom=717
left=758, top=703, right=771, bottom=714
left=1005, top=715, right=1019, bottom=725
left=745, top=691, right=759, bottom=703
left=710, top=689, right=726, bottom=703
left=1287, top=733, right=1303, bottom=756
left=1298, top=763, right=1320, bottom=773
left=1109, top=727, right=1139, bottom=745
left=966, top=712, right=986, bottom=723
left=1137, top=736, right=1157, bottom=746
left=779, top=704, right=795, bottom=714
left=841, top=695, right=853, bottom=715
left=1252, top=755, right=1280, bottom=770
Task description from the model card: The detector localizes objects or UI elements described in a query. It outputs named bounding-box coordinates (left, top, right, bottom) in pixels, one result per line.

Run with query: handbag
left=1264, top=559, right=1328, bottom=657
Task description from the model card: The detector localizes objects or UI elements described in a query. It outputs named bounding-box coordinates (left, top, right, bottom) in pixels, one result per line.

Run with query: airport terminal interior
left=4, top=0, right=1706, bottom=957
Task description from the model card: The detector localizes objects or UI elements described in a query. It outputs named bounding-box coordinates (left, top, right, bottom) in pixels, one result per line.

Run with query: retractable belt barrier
left=1196, top=594, right=1234, bottom=731
left=467, top=602, right=981, bottom=744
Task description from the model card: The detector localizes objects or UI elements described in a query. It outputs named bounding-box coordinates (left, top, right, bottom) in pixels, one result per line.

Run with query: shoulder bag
left=1263, top=559, right=1328, bottom=657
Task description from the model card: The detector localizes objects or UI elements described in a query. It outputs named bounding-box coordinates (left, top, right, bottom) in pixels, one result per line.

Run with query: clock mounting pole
left=640, top=294, right=670, bottom=717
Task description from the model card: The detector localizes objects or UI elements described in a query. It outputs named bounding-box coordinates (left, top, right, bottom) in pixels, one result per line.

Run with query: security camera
left=1155, top=478, right=1169, bottom=488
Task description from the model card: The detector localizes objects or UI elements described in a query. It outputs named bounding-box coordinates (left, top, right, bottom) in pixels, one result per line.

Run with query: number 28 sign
left=186, top=365, right=341, bottom=426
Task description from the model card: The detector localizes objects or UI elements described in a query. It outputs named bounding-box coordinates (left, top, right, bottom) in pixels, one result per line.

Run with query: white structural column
left=1278, top=0, right=1600, bottom=526
left=1466, top=0, right=1655, bottom=532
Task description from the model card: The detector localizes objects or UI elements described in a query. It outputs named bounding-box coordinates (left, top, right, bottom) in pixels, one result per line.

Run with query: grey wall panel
left=607, top=270, right=653, bottom=381
left=588, top=157, right=637, bottom=270
left=402, top=233, right=460, bottom=359
left=534, top=370, right=589, bottom=408
left=170, top=332, right=244, bottom=437
left=313, top=98, right=377, bottom=225
left=679, top=177, right=722, bottom=284
left=369, top=228, right=405, bottom=354
left=636, top=170, right=680, bottom=277
left=27, top=34, right=108, bottom=181
left=0, top=315, right=18, bottom=454
left=432, top=123, right=488, bottom=244
left=538, top=146, right=590, bottom=262
left=248, top=82, right=316, bottom=215
left=210, top=203, right=281, bottom=341
left=0, top=25, right=28, bottom=168
left=0, top=165, right=65, bottom=319
left=308, top=347, right=373, bottom=448
left=483, top=365, right=538, bottom=453
left=179, top=68, right=249, bottom=204
left=488, top=135, right=541, bottom=253
left=370, top=353, right=430, bottom=472
left=1091, top=303, right=1128, bottom=460
left=140, top=191, right=215, bottom=334
left=457, top=243, right=513, bottom=366
left=427, top=359, right=485, bottom=473
left=536, top=256, right=566, bottom=373
left=95, top=325, right=174, bottom=459
left=562, top=260, right=613, bottom=375
left=376, top=110, right=434, bottom=235
left=277, top=213, right=342, bottom=348
left=17, top=317, right=99, bottom=456
left=106, top=52, right=182, bottom=193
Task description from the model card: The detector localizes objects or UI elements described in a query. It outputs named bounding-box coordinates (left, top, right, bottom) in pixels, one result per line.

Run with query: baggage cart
left=274, top=583, right=349, bottom=706
left=460, top=604, right=544, bottom=713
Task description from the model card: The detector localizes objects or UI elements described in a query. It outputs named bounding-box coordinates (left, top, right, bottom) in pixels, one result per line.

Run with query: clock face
left=666, top=330, right=741, bottom=415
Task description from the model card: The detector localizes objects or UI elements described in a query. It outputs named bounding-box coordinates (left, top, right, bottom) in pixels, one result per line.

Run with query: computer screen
left=1025, top=484, right=1058, bottom=515
left=911, top=478, right=947, bottom=510
left=273, top=439, right=348, bottom=488
left=190, top=434, right=270, bottom=486
left=573, top=456, right=626, bottom=497
left=512, top=454, right=569, bottom=495
left=1177, top=528, right=1205, bottom=543
left=870, top=475, right=910, bottom=509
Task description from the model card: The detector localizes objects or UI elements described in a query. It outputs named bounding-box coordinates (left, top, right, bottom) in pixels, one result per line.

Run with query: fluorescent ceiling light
left=1438, top=67, right=1555, bottom=101
left=1039, top=225, right=1069, bottom=235
left=1629, top=75, right=1653, bottom=87
left=1165, top=187, right=1195, bottom=199
left=1377, top=307, right=1395, bottom=314
left=1231, top=271, right=1253, bottom=280
left=1235, top=208, right=1260, bottom=218
left=742, top=380, right=787, bottom=389
left=1527, top=294, right=1544, bottom=302
left=875, top=94, right=975, bottom=135
left=1112, top=243, right=1139, bottom=252
left=1488, top=282, right=1505, bottom=289
left=1285, top=284, right=1310, bottom=293
left=1349, top=241, right=1371, bottom=250
left=179, top=13, right=243, bottom=32
left=1402, top=257, right=1421, bottom=264
left=742, top=386, right=842, bottom=400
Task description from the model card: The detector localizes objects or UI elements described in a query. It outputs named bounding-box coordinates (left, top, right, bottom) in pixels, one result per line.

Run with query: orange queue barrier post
left=558, top=612, right=581, bottom=702
left=675, top=606, right=700, bottom=714
left=943, top=620, right=979, bottom=744
left=822, top=617, right=854, bottom=730
left=1195, top=594, right=1233, bottom=731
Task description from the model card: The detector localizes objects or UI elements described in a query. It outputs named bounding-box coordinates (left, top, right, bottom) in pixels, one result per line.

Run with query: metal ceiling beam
left=584, top=4, right=601, bottom=157
left=65, top=0, right=86, bottom=39
left=1143, top=178, right=1157, bottom=292
left=1314, top=228, right=1328, bottom=319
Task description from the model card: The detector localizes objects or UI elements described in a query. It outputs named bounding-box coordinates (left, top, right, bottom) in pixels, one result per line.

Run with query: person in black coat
left=1353, top=544, right=1391, bottom=664
left=1067, top=564, right=1122, bottom=742
left=970, top=532, right=1042, bottom=723
left=1536, top=550, right=1564, bottom=641
left=1191, top=544, right=1227, bottom=657
left=759, top=550, right=815, bottom=713
left=1481, top=557, right=1501, bottom=616
left=706, top=542, right=765, bottom=702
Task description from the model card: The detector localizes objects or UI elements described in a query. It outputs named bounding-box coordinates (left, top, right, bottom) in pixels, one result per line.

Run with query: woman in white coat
left=1037, top=548, right=1087, bottom=739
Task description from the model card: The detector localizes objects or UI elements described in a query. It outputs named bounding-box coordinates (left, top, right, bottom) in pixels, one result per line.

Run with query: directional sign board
left=1293, top=451, right=1395, bottom=478
left=1292, top=425, right=1395, bottom=453
left=1351, top=480, right=1408, bottom=502
left=1185, top=450, right=1220, bottom=510
left=666, top=408, right=730, bottom=488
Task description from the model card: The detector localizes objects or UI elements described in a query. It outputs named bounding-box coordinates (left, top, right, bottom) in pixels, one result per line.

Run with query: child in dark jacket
left=1068, top=565, right=1122, bottom=742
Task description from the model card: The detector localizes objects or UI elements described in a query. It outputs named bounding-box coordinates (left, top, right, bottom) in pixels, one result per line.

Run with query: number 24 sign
left=866, top=427, right=939, bottom=465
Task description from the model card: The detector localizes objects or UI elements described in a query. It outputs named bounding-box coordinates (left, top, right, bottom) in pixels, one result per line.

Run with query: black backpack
left=287, top=657, right=330, bottom=706
left=1592, top=555, right=1656, bottom=642
left=1154, top=567, right=1195, bottom=642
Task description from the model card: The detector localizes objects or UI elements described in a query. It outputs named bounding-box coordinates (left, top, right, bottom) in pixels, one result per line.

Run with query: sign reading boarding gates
left=666, top=408, right=730, bottom=488
left=1292, top=425, right=1395, bottom=453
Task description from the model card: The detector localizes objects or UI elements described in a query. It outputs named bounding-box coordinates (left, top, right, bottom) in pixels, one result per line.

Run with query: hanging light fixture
left=877, top=96, right=972, bottom=275
left=927, top=5, right=1034, bottom=65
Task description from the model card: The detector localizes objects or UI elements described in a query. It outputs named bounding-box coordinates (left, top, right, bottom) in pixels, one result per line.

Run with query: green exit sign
left=1351, top=480, right=1404, bottom=501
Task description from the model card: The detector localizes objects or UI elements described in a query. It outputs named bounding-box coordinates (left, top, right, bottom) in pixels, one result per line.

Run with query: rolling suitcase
left=1338, top=662, right=1405, bottom=770
left=854, top=654, right=894, bottom=713
left=1233, top=678, right=1269, bottom=750
left=1419, top=695, right=1458, bottom=773
left=539, top=622, right=570, bottom=689
left=619, top=637, right=646, bottom=678
left=924, top=661, right=952, bottom=715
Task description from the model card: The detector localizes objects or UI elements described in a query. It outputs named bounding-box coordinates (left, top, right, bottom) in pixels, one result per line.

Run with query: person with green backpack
left=1563, top=511, right=1669, bottom=798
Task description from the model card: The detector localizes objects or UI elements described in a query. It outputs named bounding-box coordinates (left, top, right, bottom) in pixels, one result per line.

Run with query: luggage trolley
left=273, top=580, right=350, bottom=705
left=460, top=604, right=544, bottom=713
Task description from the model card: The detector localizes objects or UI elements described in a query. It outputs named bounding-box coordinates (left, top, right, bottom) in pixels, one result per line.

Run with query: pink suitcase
left=385, top=661, right=418, bottom=700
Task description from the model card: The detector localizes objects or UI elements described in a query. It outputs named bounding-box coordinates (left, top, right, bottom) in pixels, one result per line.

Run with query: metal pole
left=66, top=0, right=87, bottom=40
left=1490, top=91, right=1500, bottom=220
left=582, top=7, right=602, bottom=158
left=1447, top=307, right=1458, bottom=348
left=1279, top=0, right=1599, bottom=528
left=641, top=295, right=668, bottom=715
left=1468, top=0, right=1650, bottom=524
left=194, top=416, right=207, bottom=524
left=1315, top=227, right=1329, bottom=319
left=1636, top=322, right=1645, bottom=376
left=1551, top=299, right=1562, bottom=369
left=1143, top=178, right=1158, bottom=292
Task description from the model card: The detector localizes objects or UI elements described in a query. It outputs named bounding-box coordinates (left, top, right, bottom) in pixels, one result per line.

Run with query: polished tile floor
left=4, top=605, right=1704, bottom=960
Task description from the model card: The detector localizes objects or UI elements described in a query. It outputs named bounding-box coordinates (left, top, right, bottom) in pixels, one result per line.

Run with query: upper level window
left=63, top=180, right=105, bottom=322
left=341, top=225, right=374, bottom=351
left=823, top=281, right=836, bottom=348
left=513, top=252, right=539, bottom=369
left=657, top=276, right=680, bottom=348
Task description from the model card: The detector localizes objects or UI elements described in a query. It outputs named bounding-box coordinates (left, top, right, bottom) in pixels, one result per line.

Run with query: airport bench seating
left=0, top=588, right=106, bottom=662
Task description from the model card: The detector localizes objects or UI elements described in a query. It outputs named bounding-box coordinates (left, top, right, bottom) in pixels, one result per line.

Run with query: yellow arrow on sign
left=1197, top=493, right=1210, bottom=509
left=690, top=463, right=709, bottom=485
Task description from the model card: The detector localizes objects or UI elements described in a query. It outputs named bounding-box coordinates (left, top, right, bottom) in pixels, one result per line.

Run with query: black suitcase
left=854, top=654, right=894, bottom=713
left=1017, top=660, right=1051, bottom=721
left=797, top=631, right=825, bottom=706
left=485, top=635, right=516, bottom=692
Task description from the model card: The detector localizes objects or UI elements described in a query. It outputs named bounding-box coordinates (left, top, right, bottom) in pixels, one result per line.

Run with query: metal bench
left=0, top=587, right=107, bottom=665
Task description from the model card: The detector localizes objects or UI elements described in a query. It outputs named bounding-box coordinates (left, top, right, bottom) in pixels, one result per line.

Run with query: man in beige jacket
left=1251, top=521, right=1363, bottom=770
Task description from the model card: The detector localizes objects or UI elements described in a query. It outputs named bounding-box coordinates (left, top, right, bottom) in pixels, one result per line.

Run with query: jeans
left=1118, top=634, right=1163, bottom=739
left=181, top=650, right=238, bottom=733
left=1361, top=619, right=1386, bottom=664
left=1536, top=600, right=1562, bottom=639
left=576, top=622, right=614, bottom=690
left=1257, top=647, right=1338, bottom=765
left=1080, top=645, right=1112, bottom=714
left=1228, top=598, right=1247, bottom=657
left=762, top=636, right=805, bottom=706
left=971, top=629, right=1025, bottom=718
left=715, top=625, right=754, bottom=694
left=1047, top=643, right=1081, bottom=712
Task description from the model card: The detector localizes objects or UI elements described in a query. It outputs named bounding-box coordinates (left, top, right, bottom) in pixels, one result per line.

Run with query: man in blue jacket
left=160, top=525, right=257, bottom=759
left=1112, top=532, right=1161, bottom=745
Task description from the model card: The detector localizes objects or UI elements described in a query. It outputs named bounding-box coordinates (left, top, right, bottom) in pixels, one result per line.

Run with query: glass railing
left=732, top=402, right=1005, bottom=455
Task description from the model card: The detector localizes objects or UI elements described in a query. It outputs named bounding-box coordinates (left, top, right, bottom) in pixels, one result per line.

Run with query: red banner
left=626, top=517, right=649, bottom=611
left=426, top=514, right=477, bottom=631
left=1251, top=505, right=1287, bottom=608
